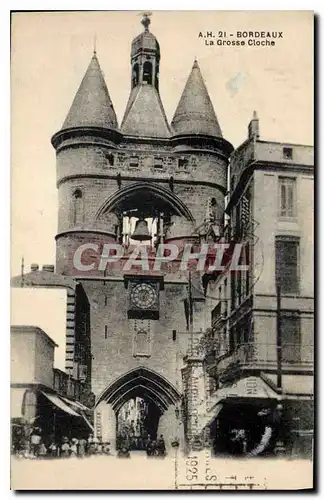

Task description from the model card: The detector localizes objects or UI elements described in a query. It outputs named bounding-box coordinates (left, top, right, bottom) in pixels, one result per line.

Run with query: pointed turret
left=62, top=52, right=118, bottom=130
left=171, top=60, right=222, bottom=137
left=121, top=14, right=171, bottom=138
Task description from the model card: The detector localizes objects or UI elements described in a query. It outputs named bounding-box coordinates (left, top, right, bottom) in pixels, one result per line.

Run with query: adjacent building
left=200, top=114, right=314, bottom=456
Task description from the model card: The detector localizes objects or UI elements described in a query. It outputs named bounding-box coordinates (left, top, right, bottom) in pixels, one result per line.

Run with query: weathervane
left=141, top=12, right=152, bottom=32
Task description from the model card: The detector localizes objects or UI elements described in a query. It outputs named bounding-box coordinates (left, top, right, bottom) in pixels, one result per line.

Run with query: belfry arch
left=95, top=182, right=194, bottom=222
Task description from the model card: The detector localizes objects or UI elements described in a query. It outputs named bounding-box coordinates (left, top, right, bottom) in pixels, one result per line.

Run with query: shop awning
left=41, top=391, right=80, bottom=417
left=217, top=376, right=278, bottom=400
left=205, top=402, right=224, bottom=427
left=60, top=397, right=94, bottom=431
left=81, top=412, right=94, bottom=432
left=61, top=397, right=91, bottom=412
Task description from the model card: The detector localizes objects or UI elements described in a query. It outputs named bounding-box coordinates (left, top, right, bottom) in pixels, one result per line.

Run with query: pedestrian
left=157, top=434, right=166, bottom=457
left=70, top=438, right=78, bottom=457
left=61, top=437, right=70, bottom=458
left=117, top=446, right=131, bottom=458
left=78, top=437, right=87, bottom=458
left=38, top=442, right=47, bottom=458
left=30, top=427, right=42, bottom=457
left=48, top=440, right=58, bottom=458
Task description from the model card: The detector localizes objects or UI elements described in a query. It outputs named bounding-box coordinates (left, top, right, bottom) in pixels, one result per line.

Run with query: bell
left=131, top=219, right=151, bottom=241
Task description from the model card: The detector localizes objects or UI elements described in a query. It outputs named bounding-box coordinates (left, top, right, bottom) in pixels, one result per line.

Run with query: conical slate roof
left=171, top=60, right=222, bottom=137
left=121, top=85, right=171, bottom=138
left=62, top=53, right=118, bottom=130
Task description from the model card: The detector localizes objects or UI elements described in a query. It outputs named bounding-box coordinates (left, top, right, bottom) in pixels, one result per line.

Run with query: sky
left=11, top=10, right=314, bottom=278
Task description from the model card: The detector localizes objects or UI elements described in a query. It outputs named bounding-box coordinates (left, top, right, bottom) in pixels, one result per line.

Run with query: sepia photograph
left=10, top=10, right=314, bottom=490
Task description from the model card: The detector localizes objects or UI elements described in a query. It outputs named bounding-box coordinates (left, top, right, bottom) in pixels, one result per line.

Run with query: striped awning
left=41, top=391, right=80, bottom=417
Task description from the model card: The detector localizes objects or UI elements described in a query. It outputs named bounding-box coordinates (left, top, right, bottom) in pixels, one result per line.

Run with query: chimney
left=30, top=263, right=39, bottom=272
left=42, top=264, right=55, bottom=272
left=248, top=110, right=260, bottom=139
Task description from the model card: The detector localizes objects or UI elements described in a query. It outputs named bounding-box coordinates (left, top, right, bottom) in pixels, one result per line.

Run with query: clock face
left=131, top=283, right=157, bottom=309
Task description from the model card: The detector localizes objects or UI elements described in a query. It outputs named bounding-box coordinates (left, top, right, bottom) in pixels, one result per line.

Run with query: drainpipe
left=276, top=284, right=282, bottom=393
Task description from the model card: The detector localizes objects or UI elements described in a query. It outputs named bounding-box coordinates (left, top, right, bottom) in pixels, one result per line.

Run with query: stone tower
left=51, top=15, right=233, bottom=449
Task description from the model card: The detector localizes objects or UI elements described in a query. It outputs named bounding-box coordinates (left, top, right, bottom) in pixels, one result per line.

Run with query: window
left=275, top=236, right=299, bottom=294
left=104, top=325, right=108, bottom=339
left=279, top=177, right=296, bottom=217
left=154, top=157, right=163, bottom=169
left=105, top=153, right=114, bottom=166
left=283, top=147, right=293, bottom=160
left=72, top=189, right=84, bottom=226
left=178, top=158, right=188, bottom=169
left=211, top=303, right=221, bottom=326
left=281, top=312, right=301, bottom=363
left=129, top=156, right=139, bottom=168
left=143, top=61, right=152, bottom=85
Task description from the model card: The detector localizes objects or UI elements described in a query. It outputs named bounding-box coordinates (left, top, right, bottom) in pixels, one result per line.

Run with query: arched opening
left=116, top=396, right=161, bottom=450
left=95, top=367, right=182, bottom=452
left=143, top=61, right=153, bottom=85
left=132, top=63, right=139, bottom=88
left=95, top=182, right=194, bottom=245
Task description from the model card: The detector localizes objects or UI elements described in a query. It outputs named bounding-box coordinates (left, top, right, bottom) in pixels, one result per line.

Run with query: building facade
left=11, top=15, right=314, bottom=456
left=11, top=325, right=93, bottom=452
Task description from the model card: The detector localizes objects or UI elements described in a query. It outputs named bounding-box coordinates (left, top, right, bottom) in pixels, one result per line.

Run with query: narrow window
left=72, top=189, right=83, bottom=226
left=281, top=312, right=301, bottom=363
left=104, top=325, right=108, bottom=339
left=143, top=61, right=152, bottom=85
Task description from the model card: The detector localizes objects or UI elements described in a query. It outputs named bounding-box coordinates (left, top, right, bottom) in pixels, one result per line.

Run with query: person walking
left=61, top=437, right=70, bottom=458
left=30, top=427, right=42, bottom=457
left=157, top=434, right=166, bottom=457
left=78, top=437, right=87, bottom=458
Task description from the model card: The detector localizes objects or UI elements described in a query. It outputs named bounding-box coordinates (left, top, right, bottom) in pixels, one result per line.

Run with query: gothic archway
left=95, top=366, right=181, bottom=410
left=95, top=367, right=182, bottom=449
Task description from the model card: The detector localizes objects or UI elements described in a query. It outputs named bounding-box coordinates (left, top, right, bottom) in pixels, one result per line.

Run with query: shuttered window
left=281, top=312, right=301, bottom=363
left=275, top=237, right=299, bottom=294
left=279, top=177, right=296, bottom=218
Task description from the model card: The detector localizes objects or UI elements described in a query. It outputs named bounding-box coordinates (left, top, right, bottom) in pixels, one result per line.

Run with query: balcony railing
left=212, top=343, right=314, bottom=374
left=233, top=343, right=313, bottom=365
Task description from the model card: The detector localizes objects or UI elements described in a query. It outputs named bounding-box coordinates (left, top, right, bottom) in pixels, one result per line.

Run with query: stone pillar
left=95, top=402, right=116, bottom=452
left=183, top=352, right=206, bottom=451
left=158, top=404, right=185, bottom=452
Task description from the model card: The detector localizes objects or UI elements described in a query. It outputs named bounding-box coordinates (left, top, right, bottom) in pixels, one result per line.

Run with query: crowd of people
left=12, top=427, right=111, bottom=459
left=12, top=425, right=167, bottom=459
left=117, top=433, right=166, bottom=458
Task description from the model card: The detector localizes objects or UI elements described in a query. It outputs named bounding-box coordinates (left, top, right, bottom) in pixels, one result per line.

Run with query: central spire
left=121, top=14, right=171, bottom=138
